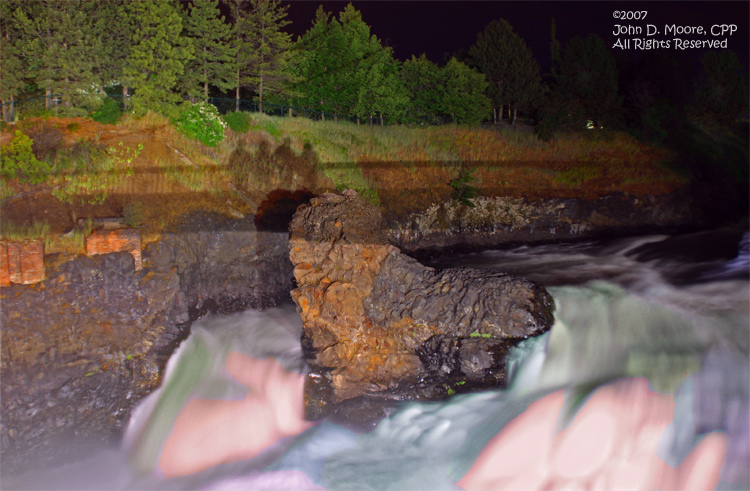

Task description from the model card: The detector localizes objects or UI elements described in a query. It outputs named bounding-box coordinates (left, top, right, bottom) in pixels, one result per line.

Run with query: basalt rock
left=0, top=212, right=293, bottom=476
left=289, top=190, right=553, bottom=426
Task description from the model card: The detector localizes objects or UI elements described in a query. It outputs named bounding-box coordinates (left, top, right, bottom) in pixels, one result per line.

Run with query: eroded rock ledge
left=290, top=190, right=554, bottom=427
left=0, top=212, right=293, bottom=476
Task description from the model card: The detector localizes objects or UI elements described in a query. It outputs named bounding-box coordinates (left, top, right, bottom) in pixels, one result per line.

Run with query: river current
left=7, top=229, right=749, bottom=490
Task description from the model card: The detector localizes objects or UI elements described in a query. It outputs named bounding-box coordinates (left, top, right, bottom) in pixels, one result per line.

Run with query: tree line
left=1, top=0, right=746, bottom=134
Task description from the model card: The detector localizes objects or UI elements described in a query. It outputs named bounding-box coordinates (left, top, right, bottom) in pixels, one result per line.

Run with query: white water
left=7, top=231, right=749, bottom=490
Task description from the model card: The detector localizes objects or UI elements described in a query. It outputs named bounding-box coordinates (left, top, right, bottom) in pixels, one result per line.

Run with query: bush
left=449, top=168, right=479, bottom=207
left=223, top=111, right=253, bottom=133
left=21, top=121, right=63, bottom=161
left=175, top=102, right=226, bottom=146
left=0, top=131, right=53, bottom=184
left=91, top=97, right=123, bottom=125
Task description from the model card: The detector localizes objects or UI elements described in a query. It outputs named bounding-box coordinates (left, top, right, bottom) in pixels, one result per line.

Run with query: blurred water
left=6, top=230, right=748, bottom=490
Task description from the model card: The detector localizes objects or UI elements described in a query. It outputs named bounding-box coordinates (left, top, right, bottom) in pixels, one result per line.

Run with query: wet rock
left=289, top=191, right=553, bottom=423
left=0, top=212, right=293, bottom=476
left=390, top=190, right=711, bottom=256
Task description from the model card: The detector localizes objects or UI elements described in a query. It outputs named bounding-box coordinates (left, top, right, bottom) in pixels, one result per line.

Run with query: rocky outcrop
left=85, top=228, right=143, bottom=270
left=390, top=190, right=707, bottom=255
left=0, top=212, right=293, bottom=476
left=290, top=191, right=553, bottom=427
left=0, top=240, right=45, bottom=286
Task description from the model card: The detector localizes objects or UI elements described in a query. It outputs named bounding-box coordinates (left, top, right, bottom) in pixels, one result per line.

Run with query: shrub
left=0, top=131, right=53, bottom=184
left=67, top=122, right=81, bottom=133
left=223, top=111, right=253, bottom=133
left=21, top=121, right=63, bottom=161
left=91, top=97, right=123, bottom=125
left=449, top=168, right=479, bottom=207
left=175, top=102, right=226, bottom=147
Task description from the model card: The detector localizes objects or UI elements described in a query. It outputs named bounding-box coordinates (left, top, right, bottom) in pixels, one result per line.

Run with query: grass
left=0, top=111, right=693, bottom=253
left=0, top=221, right=51, bottom=241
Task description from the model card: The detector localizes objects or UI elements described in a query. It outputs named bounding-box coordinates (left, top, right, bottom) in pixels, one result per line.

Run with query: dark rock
left=0, top=212, right=293, bottom=476
left=289, top=191, right=553, bottom=425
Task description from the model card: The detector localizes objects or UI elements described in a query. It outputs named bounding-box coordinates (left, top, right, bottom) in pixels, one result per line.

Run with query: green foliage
left=0, top=131, right=53, bottom=184
left=122, top=202, right=144, bottom=227
left=123, top=0, right=194, bottom=116
left=401, top=54, right=444, bottom=125
left=0, top=221, right=51, bottom=241
left=223, top=111, right=253, bottom=133
left=66, top=122, right=81, bottom=133
left=468, top=19, right=545, bottom=122
left=292, top=4, right=405, bottom=123
left=180, top=0, right=236, bottom=101
left=11, top=0, right=101, bottom=112
left=449, top=167, right=479, bottom=207
left=91, top=97, right=123, bottom=125
left=52, top=141, right=141, bottom=204
left=555, top=34, right=622, bottom=129
left=242, top=0, right=293, bottom=110
left=440, top=58, right=491, bottom=125
left=175, top=102, right=227, bottom=146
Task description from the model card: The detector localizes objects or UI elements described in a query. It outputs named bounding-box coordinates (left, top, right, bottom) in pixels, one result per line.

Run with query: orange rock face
left=0, top=240, right=45, bottom=286
left=290, top=190, right=554, bottom=417
left=85, top=228, right=142, bottom=270
left=290, top=191, right=419, bottom=401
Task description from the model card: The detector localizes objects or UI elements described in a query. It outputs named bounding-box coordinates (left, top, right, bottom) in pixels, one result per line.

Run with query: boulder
left=289, top=190, right=554, bottom=426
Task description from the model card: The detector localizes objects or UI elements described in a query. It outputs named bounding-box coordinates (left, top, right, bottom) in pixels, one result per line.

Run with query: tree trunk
left=380, top=113, right=384, bottom=126
left=46, top=88, right=52, bottom=110
left=512, top=107, right=518, bottom=125
left=123, top=86, right=128, bottom=110
left=493, top=107, right=497, bottom=124
left=259, top=68, right=264, bottom=114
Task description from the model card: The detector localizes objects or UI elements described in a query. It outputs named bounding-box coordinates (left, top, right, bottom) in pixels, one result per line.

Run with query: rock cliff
left=0, top=212, right=293, bottom=475
left=289, top=190, right=553, bottom=427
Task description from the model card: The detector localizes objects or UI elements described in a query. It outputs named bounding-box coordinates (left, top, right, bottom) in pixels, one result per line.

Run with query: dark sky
left=283, top=1, right=750, bottom=71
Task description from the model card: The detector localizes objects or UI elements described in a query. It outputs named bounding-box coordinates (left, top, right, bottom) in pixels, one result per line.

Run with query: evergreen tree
left=401, top=54, right=444, bottom=124
left=244, top=0, right=292, bottom=112
left=557, top=34, right=621, bottom=128
left=180, top=0, right=235, bottom=102
left=0, top=0, right=26, bottom=121
left=468, top=19, right=544, bottom=124
left=12, top=0, right=100, bottom=114
left=440, top=57, right=491, bottom=125
left=91, top=0, right=132, bottom=105
left=123, top=0, right=194, bottom=116
left=292, top=3, right=404, bottom=122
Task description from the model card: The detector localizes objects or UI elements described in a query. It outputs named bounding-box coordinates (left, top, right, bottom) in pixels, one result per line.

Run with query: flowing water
left=7, top=229, right=749, bottom=490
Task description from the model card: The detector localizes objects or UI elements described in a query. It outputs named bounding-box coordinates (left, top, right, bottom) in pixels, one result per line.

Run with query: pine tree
left=0, top=0, right=26, bottom=121
left=468, top=19, right=544, bottom=124
left=123, top=0, right=194, bottom=116
left=12, top=0, right=100, bottom=114
left=557, top=34, right=621, bottom=128
left=180, top=0, right=235, bottom=102
left=91, top=0, right=132, bottom=106
left=244, top=0, right=292, bottom=113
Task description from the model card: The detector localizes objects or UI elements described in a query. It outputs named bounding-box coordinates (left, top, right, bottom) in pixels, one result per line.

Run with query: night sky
left=283, top=1, right=750, bottom=72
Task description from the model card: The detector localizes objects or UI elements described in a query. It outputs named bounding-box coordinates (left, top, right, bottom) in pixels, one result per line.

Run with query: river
left=6, top=229, right=748, bottom=490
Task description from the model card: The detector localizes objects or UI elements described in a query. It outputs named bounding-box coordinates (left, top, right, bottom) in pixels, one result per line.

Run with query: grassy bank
left=1, top=112, right=689, bottom=253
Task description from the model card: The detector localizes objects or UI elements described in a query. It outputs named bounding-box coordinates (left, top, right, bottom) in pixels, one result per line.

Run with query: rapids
left=6, top=229, right=748, bottom=490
